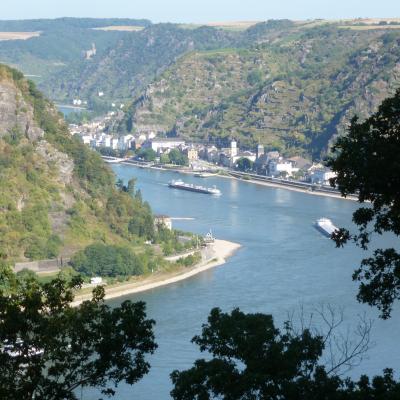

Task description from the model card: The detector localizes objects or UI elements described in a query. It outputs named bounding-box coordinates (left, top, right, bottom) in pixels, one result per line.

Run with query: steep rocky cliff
left=0, top=65, right=152, bottom=262
left=0, top=73, right=43, bottom=141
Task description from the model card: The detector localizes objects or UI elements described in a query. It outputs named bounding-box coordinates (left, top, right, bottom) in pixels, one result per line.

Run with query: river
left=84, top=163, right=400, bottom=399
left=57, top=105, right=85, bottom=116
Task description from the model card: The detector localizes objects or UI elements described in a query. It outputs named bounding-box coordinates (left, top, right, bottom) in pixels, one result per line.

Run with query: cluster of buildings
left=69, top=116, right=138, bottom=152
left=199, top=141, right=257, bottom=168
left=198, top=141, right=335, bottom=185
left=69, top=119, right=336, bottom=185
left=72, top=99, right=88, bottom=107
left=256, top=152, right=336, bottom=185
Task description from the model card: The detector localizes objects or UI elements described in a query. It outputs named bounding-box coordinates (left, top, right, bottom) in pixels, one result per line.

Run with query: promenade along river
left=85, top=164, right=400, bottom=400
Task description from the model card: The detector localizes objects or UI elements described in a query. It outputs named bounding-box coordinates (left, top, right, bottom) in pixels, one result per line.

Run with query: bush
left=70, top=243, right=144, bottom=277
left=176, top=252, right=201, bottom=267
left=168, top=149, right=188, bottom=166
left=137, top=148, right=157, bottom=161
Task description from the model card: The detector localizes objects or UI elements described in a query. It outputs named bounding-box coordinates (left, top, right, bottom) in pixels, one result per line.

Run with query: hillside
left=0, top=18, right=151, bottom=106
left=122, top=24, right=400, bottom=156
left=1, top=18, right=400, bottom=156
left=0, top=64, right=156, bottom=263
left=39, top=23, right=240, bottom=106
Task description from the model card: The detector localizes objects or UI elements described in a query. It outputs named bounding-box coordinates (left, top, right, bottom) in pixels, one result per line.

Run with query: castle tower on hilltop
left=85, top=43, right=97, bottom=60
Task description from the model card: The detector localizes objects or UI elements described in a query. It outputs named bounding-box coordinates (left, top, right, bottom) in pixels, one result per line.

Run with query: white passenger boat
left=314, top=218, right=338, bottom=237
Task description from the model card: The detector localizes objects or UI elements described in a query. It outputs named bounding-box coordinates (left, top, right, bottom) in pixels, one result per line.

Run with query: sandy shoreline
left=71, top=239, right=241, bottom=306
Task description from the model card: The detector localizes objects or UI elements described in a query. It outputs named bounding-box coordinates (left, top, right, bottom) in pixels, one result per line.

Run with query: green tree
left=116, top=177, right=136, bottom=195
left=116, top=178, right=125, bottom=191
left=247, top=69, right=263, bottom=86
left=327, top=89, right=400, bottom=319
left=235, top=157, right=254, bottom=172
left=0, top=274, right=157, bottom=399
left=128, top=211, right=155, bottom=240
left=137, top=148, right=157, bottom=162
left=160, top=153, right=171, bottom=164
left=170, top=308, right=399, bottom=400
left=127, top=177, right=137, bottom=195
left=168, top=149, right=188, bottom=166
left=70, top=243, right=144, bottom=277
left=0, top=262, right=17, bottom=295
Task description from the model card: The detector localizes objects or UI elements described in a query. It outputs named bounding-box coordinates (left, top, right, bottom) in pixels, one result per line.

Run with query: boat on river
left=314, top=218, right=338, bottom=237
left=168, top=179, right=221, bottom=196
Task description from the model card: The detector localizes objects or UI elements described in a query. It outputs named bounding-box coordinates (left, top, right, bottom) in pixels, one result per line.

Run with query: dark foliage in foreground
left=0, top=272, right=157, bottom=399
left=170, top=308, right=400, bottom=400
left=327, top=89, right=400, bottom=319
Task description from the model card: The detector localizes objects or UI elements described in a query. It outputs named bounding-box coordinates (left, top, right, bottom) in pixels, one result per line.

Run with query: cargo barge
left=168, top=180, right=221, bottom=196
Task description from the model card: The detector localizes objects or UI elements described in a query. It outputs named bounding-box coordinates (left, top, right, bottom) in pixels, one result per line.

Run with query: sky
left=0, top=0, right=399, bottom=23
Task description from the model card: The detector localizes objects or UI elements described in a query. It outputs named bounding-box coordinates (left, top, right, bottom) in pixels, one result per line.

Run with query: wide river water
left=85, top=164, right=399, bottom=399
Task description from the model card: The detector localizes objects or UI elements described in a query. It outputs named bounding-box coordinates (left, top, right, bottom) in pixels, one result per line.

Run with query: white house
left=144, top=138, right=186, bottom=154
left=310, top=168, right=336, bottom=185
left=81, top=135, right=93, bottom=145
left=147, top=131, right=156, bottom=140
left=116, top=135, right=135, bottom=151
left=206, top=146, right=219, bottom=163
left=137, top=133, right=147, bottom=142
left=268, top=158, right=299, bottom=177
left=110, top=137, right=119, bottom=150
left=100, top=135, right=112, bottom=148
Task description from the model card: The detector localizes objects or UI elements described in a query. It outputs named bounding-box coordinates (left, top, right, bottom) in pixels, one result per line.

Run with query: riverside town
left=71, top=118, right=339, bottom=193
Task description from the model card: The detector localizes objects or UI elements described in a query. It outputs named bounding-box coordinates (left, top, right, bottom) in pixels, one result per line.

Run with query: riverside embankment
left=102, top=156, right=357, bottom=201
left=72, top=239, right=240, bottom=306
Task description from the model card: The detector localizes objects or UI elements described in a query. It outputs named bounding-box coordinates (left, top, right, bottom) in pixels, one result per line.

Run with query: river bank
left=116, top=159, right=357, bottom=202
left=234, top=175, right=358, bottom=201
left=71, top=239, right=241, bottom=306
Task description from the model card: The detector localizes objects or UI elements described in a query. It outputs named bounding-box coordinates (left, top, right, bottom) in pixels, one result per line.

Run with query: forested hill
left=122, top=24, right=400, bottom=157
left=0, top=18, right=152, bottom=106
left=0, top=18, right=240, bottom=112
left=0, top=64, right=154, bottom=263
left=2, top=18, right=400, bottom=156
left=40, top=23, right=240, bottom=104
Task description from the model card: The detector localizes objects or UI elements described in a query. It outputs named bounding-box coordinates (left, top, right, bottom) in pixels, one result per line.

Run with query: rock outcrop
left=0, top=78, right=43, bottom=141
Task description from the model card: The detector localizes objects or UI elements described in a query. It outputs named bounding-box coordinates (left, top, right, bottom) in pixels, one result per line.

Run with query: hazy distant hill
left=0, top=18, right=244, bottom=112
left=40, top=23, right=240, bottom=105
left=0, top=18, right=152, bottom=104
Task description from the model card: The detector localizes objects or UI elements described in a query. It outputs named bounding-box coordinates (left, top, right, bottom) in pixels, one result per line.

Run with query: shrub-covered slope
left=123, top=26, right=400, bottom=156
left=0, top=64, right=154, bottom=263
